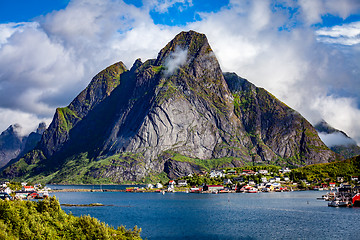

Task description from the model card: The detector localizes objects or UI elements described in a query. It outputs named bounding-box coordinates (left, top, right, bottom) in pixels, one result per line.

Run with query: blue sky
left=0, top=0, right=360, bottom=146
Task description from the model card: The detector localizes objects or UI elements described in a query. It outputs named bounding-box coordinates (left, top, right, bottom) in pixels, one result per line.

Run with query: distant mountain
left=0, top=124, right=24, bottom=168
left=315, top=120, right=360, bottom=159
left=1, top=31, right=341, bottom=183
left=0, top=123, right=46, bottom=168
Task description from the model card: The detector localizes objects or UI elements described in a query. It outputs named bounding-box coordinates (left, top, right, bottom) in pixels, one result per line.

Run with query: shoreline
left=50, top=188, right=308, bottom=193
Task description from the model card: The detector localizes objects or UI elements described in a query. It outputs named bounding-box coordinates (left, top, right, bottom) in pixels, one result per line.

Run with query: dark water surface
left=49, top=188, right=360, bottom=240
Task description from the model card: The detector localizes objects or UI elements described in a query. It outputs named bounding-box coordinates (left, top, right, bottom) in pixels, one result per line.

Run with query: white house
left=258, top=169, right=268, bottom=175
left=223, top=179, right=232, bottom=185
left=275, top=176, right=281, bottom=182
left=156, top=183, right=163, bottom=188
left=269, top=178, right=275, bottom=183
left=168, top=180, right=176, bottom=189
left=337, top=177, right=344, bottom=182
left=261, top=177, right=268, bottom=183
left=177, top=180, right=188, bottom=187
left=284, top=177, right=290, bottom=182
left=210, top=170, right=225, bottom=178
left=248, top=180, right=256, bottom=186
left=4, top=187, right=11, bottom=194
left=280, top=168, right=291, bottom=173
left=147, top=184, right=154, bottom=189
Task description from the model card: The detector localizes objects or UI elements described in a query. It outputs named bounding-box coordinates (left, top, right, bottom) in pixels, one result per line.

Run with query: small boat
left=247, top=187, right=258, bottom=193
left=328, top=200, right=350, bottom=207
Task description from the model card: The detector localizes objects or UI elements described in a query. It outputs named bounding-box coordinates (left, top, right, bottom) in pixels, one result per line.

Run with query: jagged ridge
left=0, top=31, right=341, bottom=183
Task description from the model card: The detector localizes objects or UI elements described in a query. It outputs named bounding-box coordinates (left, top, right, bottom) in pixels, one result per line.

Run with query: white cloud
left=316, top=21, right=360, bottom=45
left=310, top=96, right=360, bottom=143
left=0, top=108, right=51, bottom=137
left=318, top=132, right=356, bottom=147
left=164, top=46, right=188, bottom=75
left=0, top=22, right=37, bottom=46
left=299, top=0, right=360, bottom=25
left=0, top=23, right=85, bottom=116
left=143, top=0, right=193, bottom=13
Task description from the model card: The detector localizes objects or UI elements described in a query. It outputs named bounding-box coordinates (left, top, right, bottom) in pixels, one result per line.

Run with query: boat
left=328, top=200, right=351, bottom=207
left=352, top=193, right=360, bottom=207
left=246, top=187, right=258, bottom=193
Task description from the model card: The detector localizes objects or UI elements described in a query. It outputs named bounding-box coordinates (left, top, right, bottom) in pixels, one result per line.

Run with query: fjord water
left=49, top=187, right=360, bottom=240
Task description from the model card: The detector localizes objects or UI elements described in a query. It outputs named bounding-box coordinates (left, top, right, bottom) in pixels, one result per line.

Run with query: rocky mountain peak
left=156, top=31, right=210, bottom=65
left=0, top=30, right=341, bottom=183
left=36, top=122, right=47, bottom=135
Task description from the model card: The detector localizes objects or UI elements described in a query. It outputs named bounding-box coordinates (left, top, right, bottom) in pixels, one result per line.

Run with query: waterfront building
left=177, top=180, right=188, bottom=187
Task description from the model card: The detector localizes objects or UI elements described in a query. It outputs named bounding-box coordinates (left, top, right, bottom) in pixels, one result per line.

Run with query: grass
left=167, top=151, right=239, bottom=171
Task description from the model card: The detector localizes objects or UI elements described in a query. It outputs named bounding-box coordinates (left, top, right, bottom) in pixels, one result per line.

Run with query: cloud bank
left=318, top=132, right=356, bottom=147
left=0, top=0, right=359, bottom=147
left=164, top=46, right=188, bottom=75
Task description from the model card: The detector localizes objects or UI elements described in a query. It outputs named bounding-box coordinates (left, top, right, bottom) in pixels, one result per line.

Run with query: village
left=130, top=167, right=360, bottom=195
left=1, top=167, right=360, bottom=201
left=0, top=182, right=50, bottom=200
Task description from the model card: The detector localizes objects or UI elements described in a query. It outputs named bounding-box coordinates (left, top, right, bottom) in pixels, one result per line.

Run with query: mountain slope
left=0, top=31, right=340, bottom=183
left=0, top=123, right=46, bottom=168
left=0, top=124, right=24, bottom=168
left=315, top=120, right=360, bottom=159
left=224, top=73, right=339, bottom=166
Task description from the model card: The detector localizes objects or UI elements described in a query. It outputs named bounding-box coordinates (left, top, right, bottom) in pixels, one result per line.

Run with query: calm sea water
left=48, top=186, right=360, bottom=240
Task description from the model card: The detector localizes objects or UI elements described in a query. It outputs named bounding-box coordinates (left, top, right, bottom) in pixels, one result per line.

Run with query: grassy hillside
left=289, top=155, right=360, bottom=182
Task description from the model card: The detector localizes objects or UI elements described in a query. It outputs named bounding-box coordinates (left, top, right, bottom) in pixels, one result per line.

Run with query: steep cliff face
left=39, top=62, right=127, bottom=157
left=1, top=31, right=341, bottom=183
left=101, top=31, right=250, bottom=163
left=224, top=73, right=339, bottom=166
left=0, top=125, right=24, bottom=168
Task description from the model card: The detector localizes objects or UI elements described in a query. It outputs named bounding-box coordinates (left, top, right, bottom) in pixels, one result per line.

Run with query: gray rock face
left=0, top=124, right=24, bottom=168
left=224, top=72, right=339, bottom=166
left=1, top=31, right=341, bottom=182
left=0, top=123, right=46, bottom=168
left=164, top=160, right=202, bottom=180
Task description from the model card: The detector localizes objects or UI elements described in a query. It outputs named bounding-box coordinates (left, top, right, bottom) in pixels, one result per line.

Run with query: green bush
left=0, top=197, right=141, bottom=240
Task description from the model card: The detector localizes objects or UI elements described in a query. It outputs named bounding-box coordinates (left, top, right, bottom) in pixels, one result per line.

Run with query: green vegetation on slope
left=18, top=152, right=166, bottom=185
left=56, top=107, right=81, bottom=133
left=0, top=197, right=141, bottom=240
left=289, top=155, right=360, bottom=182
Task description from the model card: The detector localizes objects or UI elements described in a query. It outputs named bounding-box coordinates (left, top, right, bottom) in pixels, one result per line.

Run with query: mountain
left=0, top=124, right=24, bottom=168
left=315, top=120, right=360, bottom=159
left=0, top=31, right=341, bottom=183
left=0, top=123, right=46, bottom=168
